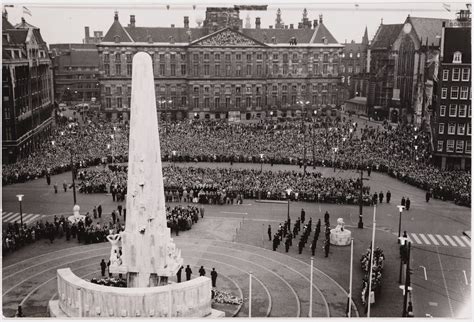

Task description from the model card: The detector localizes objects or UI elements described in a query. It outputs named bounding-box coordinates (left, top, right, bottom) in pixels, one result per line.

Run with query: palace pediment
left=190, top=28, right=266, bottom=47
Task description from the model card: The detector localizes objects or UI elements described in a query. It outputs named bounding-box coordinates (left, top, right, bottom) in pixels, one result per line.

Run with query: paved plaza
left=2, top=161, right=471, bottom=318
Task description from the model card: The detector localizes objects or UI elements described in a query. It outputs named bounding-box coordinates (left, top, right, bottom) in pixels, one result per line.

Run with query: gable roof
left=310, top=22, right=339, bottom=44
left=14, top=18, right=37, bottom=29
left=370, top=24, right=403, bottom=50
left=5, top=29, right=28, bottom=44
left=342, top=40, right=367, bottom=53
left=125, top=27, right=206, bottom=43
left=191, top=27, right=266, bottom=47
left=3, top=16, right=14, bottom=30
left=102, top=17, right=133, bottom=43
left=408, top=17, right=447, bottom=47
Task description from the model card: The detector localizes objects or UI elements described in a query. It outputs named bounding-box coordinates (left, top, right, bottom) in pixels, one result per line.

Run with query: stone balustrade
left=55, top=268, right=212, bottom=317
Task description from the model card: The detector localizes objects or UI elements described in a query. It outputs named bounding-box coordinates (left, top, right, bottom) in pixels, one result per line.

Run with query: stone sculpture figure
left=107, top=234, right=122, bottom=265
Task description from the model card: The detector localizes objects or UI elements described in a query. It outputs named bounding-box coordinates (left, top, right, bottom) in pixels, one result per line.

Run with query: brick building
left=97, top=7, right=345, bottom=121
left=49, top=43, right=100, bottom=104
left=83, top=26, right=103, bottom=44
left=366, top=22, right=403, bottom=121
left=431, top=10, right=471, bottom=170
left=2, top=13, right=54, bottom=164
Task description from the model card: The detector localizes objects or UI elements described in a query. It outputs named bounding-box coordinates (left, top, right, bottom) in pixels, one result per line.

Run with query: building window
left=462, top=68, right=470, bottom=81
left=323, top=64, right=328, bottom=74
left=451, top=87, right=459, bottom=99
left=348, top=65, right=353, bottom=73
left=439, top=105, right=446, bottom=116
left=246, top=97, right=252, bottom=107
left=246, top=54, right=252, bottom=61
left=246, top=65, right=252, bottom=75
left=104, top=64, right=110, bottom=75
left=215, top=53, right=220, bottom=60
left=452, top=68, right=460, bottom=81
left=453, top=51, right=462, bottom=63
left=204, top=97, right=210, bottom=108
left=204, top=64, right=210, bottom=76
left=181, top=96, right=187, bottom=106
left=193, top=86, right=199, bottom=94
left=127, top=64, right=132, bottom=76
left=441, top=88, right=447, bottom=99
left=193, top=53, right=199, bottom=61
left=104, top=53, right=110, bottom=62
left=204, top=53, right=209, bottom=60
left=226, top=65, right=231, bottom=76
left=256, top=65, right=262, bottom=76
left=181, top=64, right=186, bottom=75
left=458, top=123, right=466, bottom=135
left=256, top=96, right=261, bottom=107
left=448, top=123, right=456, bottom=135
left=460, top=87, right=469, bottom=100
left=283, top=64, right=288, bottom=74
left=225, top=54, right=231, bottom=61
left=117, top=86, right=122, bottom=95
left=159, top=54, right=165, bottom=60
left=106, top=97, right=111, bottom=108
left=449, top=104, right=457, bottom=117
left=469, top=105, right=472, bottom=117
left=466, top=140, right=471, bottom=153
left=193, top=97, right=199, bottom=108
left=117, top=97, right=122, bottom=108
left=236, top=65, right=241, bottom=76
left=273, top=53, right=278, bottom=60
left=235, top=97, right=240, bottom=107
left=442, top=69, right=449, bottom=81
left=257, top=53, right=262, bottom=60
left=273, top=64, right=279, bottom=74
left=236, top=54, right=241, bottom=60
left=246, top=87, right=252, bottom=93
left=459, top=104, right=467, bottom=117
left=194, top=64, right=199, bottom=76
left=446, top=140, right=455, bottom=152
left=214, top=97, right=220, bottom=108
left=105, top=87, right=111, bottom=95
left=438, top=123, right=445, bottom=134
left=314, top=64, right=319, bottom=74
left=468, top=122, right=472, bottom=135
left=170, top=64, right=176, bottom=76
left=437, top=140, right=444, bottom=152
left=456, top=140, right=464, bottom=153
left=159, top=64, right=165, bottom=76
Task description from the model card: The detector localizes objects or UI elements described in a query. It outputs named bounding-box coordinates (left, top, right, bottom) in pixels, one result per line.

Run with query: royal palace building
left=2, top=13, right=54, bottom=164
left=98, top=7, right=345, bottom=121
left=431, top=10, right=471, bottom=170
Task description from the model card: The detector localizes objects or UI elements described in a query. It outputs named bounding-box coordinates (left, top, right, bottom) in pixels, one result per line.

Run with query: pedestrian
left=272, top=235, right=278, bottom=251
left=100, top=259, right=107, bottom=277
left=324, top=239, right=330, bottom=257
left=301, top=208, right=306, bottom=223
left=211, top=268, right=218, bottom=287
left=93, top=206, right=97, bottom=219
left=324, top=211, right=330, bottom=225
left=98, top=204, right=102, bottom=218
left=46, top=173, right=51, bottom=185
left=185, top=265, right=192, bottom=281
left=111, top=187, right=116, bottom=202
left=54, top=183, right=58, bottom=194
left=406, top=198, right=411, bottom=211
left=298, top=239, right=304, bottom=254
left=199, top=266, right=206, bottom=276
left=386, top=190, right=391, bottom=203
left=379, top=191, right=384, bottom=204
left=123, top=207, right=126, bottom=222
left=107, top=260, right=112, bottom=277
left=200, top=206, right=205, bottom=219
left=425, top=190, right=431, bottom=203
left=63, top=181, right=68, bottom=192
left=117, top=204, right=122, bottom=217
left=401, top=196, right=406, bottom=207
left=311, top=238, right=317, bottom=256
left=112, top=211, right=116, bottom=225
left=176, top=265, right=183, bottom=283
left=267, top=225, right=272, bottom=241
left=285, top=236, right=290, bottom=252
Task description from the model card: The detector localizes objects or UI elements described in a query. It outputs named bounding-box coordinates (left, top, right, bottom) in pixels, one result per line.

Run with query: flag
left=4, top=5, right=14, bottom=7
left=22, top=6, right=32, bottom=16
left=442, top=3, right=451, bottom=12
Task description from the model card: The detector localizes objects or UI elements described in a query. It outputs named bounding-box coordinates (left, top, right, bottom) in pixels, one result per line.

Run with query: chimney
left=285, top=25, right=288, bottom=29
left=319, top=14, right=323, bottom=24
left=272, top=36, right=276, bottom=44
left=21, top=17, right=25, bottom=23
left=84, top=26, right=90, bottom=40
left=114, top=11, right=119, bottom=21
left=184, top=16, right=189, bottom=28
left=269, top=25, right=273, bottom=29
left=130, top=15, right=135, bottom=27
left=255, top=17, right=261, bottom=29
left=298, top=22, right=303, bottom=29
left=313, top=19, right=318, bottom=28
left=171, top=24, right=175, bottom=28
left=290, top=24, right=294, bottom=29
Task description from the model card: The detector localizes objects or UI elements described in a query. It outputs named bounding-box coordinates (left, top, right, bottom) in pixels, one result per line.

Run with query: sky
left=2, top=0, right=469, bottom=46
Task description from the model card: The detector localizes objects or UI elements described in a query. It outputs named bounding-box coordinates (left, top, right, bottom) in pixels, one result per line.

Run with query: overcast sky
left=3, top=0, right=468, bottom=46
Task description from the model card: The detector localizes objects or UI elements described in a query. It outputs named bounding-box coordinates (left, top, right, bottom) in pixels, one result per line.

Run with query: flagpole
left=348, top=238, right=354, bottom=317
left=367, top=205, right=376, bottom=317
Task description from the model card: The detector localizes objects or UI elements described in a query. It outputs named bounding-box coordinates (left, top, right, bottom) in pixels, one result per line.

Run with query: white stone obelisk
left=113, top=52, right=183, bottom=288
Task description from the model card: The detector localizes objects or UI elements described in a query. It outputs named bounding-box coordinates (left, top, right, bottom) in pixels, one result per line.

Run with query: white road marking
left=22, top=214, right=35, bottom=221
left=2, top=212, right=16, bottom=220
left=461, top=236, right=471, bottom=246
left=419, top=233, right=431, bottom=245
left=427, top=234, right=440, bottom=246
left=410, top=233, right=422, bottom=244
left=437, top=247, right=454, bottom=317
left=25, top=214, right=40, bottom=224
left=444, top=235, right=457, bottom=247
left=436, top=234, right=449, bottom=246
left=452, top=236, right=466, bottom=247
left=7, top=214, right=21, bottom=223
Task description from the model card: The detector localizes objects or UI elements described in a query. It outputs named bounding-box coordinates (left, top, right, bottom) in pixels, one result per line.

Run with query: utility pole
left=358, top=168, right=364, bottom=228
left=402, top=241, right=411, bottom=317
left=302, top=108, right=307, bottom=176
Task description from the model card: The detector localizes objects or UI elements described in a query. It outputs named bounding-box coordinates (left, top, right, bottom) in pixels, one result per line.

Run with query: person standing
left=46, top=173, right=51, bottom=185
left=100, top=259, right=107, bottom=277
left=401, top=196, right=406, bottom=207
left=63, top=181, right=68, bottom=192
left=285, top=236, right=291, bottom=252
left=117, top=204, right=123, bottom=217
left=386, top=190, right=391, bottom=203
left=111, top=211, right=117, bottom=225
left=426, top=190, right=431, bottom=203
left=311, top=237, right=317, bottom=256
left=211, top=268, right=218, bottom=288
left=93, top=206, right=97, bottom=219
left=378, top=191, right=384, bottom=204
left=97, top=204, right=102, bottom=218
left=176, top=265, right=183, bottom=283
left=54, top=183, right=58, bottom=194
left=406, top=198, right=411, bottom=211
left=185, top=265, right=192, bottom=281
left=301, top=208, right=306, bottom=223
left=324, top=239, right=330, bottom=257
left=199, top=265, right=206, bottom=276
left=267, top=225, right=272, bottom=241
left=298, top=239, right=304, bottom=254
left=324, top=211, right=330, bottom=225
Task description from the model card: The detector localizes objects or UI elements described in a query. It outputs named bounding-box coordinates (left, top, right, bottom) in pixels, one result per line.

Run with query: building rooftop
left=370, top=23, right=403, bottom=50
left=408, top=16, right=447, bottom=47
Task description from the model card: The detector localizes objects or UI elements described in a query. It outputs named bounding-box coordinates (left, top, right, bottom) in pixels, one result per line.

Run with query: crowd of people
left=360, top=246, right=385, bottom=307
left=166, top=205, right=202, bottom=235
left=2, top=118, right=470, bottom=206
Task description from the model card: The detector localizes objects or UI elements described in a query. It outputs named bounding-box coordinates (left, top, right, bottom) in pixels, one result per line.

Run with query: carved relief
left=196, top=29, right=261, bottom=47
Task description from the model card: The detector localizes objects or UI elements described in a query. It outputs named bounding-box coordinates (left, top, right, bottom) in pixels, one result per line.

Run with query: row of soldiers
left=270, top=209, right=333, bottom=258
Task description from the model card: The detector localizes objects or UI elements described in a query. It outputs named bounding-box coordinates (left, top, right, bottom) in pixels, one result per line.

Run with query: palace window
left=160, top=64, right=165, bottom=76
left=446, top=140, right=455, bottom=152
left=456, top=140, right=464, bottom=153
left=442, top=69, right=449, bottom=81
left=437, top=140, right=444, bottom=152
left=441, top=88, right=447, bottom=99
left=438, top=123, right=444, bottom=134
left=460, top=87, right=469, bottom=100
left=466, top=140, right=471, bottom=153
left=459, top=104, right=467, bottom=117
left=449, top=104, right=457, bottom=117
left=215, top=64, right=220, bottom=76
left=453, top=51, right=462, bottom=63
left=181, top=64, right=186, bottom=75
left=115, top=64, right=121, bottom=75
left=448, top=123, right=456, bottom=135
left=171, top=64, right=176, bottom=76
left=439, top=105, right=446, bottom=116
left=451, top=87, right=459, bottom=99
left=458, top=123, right=465, bottom=135
left=462, top=68, right=470, bottom=81
left=452, top=68, right=460, bottom=81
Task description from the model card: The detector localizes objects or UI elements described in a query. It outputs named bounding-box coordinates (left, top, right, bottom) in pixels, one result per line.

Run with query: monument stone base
left=330, top=229, right=352, bottom=246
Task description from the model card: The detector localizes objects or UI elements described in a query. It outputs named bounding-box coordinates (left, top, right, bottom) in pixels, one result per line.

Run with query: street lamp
left=16, top=194, right=24, bottom=231
left=397, top=205, right=405, bottom=243
left=285, top=188, right=292, bottom=227
left=259, top=153, right=264, bottom=173
left=172, top=150, right=177, bottom=166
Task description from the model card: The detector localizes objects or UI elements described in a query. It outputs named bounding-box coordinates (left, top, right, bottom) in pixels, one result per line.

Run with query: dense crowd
left=77, top=166, right=372, bottom=205
left=2, top=118, right=470, bottom=206
left=166, top=205, right=202, bottom=235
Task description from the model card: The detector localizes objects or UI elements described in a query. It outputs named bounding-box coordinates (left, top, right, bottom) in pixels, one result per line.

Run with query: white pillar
left=367, top=205, right=377, bottom=317
left=249, top=271, right=253, bottom=318
left=309, top=257, right=314, bottom=317
left=348, top=238, right=354, bottom=317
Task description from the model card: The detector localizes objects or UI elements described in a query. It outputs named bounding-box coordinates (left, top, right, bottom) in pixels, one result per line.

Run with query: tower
left=275, top=8, right=284, bottom=29
left=245, top=13, right=251, bottom=28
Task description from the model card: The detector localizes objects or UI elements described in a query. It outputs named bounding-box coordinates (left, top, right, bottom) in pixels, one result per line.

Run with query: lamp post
left=16, top=194, right=24, bottom=231
left=347, top=238, right=354, bottom=317
left=259, top=153, right=264, bottom=173
left=309, top=257, right=314, bottom=317
left=358, top=166, right=369, bottom=229
left=172, top=150, right=177, bottom=166
left=298, top=100, right=310, bottom=176
left=397, top=205, right=405, bottom=243
left=286, top=188, right=292, bottom=227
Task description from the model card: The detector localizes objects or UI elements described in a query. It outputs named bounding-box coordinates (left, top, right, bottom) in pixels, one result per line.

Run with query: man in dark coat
left=406, top=198, right=411, bottom=211
left=426, top=190, right=431, bottom=203
left=298, top=239, right=304, bottom=254
left=386, top=190, right=391, bottom=203
left=100, top=259, right=107, bottom=276
left=379, top=191, right=384, bottom=204
left=324, top=211, right=330, bottom=225
left=285, top=236, right=291, bottom=252
left=311, top=237, right=317, bottom=256
left=199, top=266, right=206, bottom=276
left=301, top=208, right=306, bottom=223
left=97, top=204, right=102, bottom=218
left=176, top=265, right=183, bottom=283
left=185, top=265, right=192, bottom=281
left=267, top=225, right=272, bottom=241
left=211, top=268, right=218, bottom=287
left=324, top=239, right=330, bottom=257
left=401, top=196, right=406, bottom=206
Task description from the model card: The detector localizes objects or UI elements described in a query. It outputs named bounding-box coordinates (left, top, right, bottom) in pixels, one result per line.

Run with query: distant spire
left=362, top=26, right=369, bottom=45
left=245, top=13, right=251, bottom=28
left=114, top=10, right=119, bottom=21
left=275, top=8, right=284, bottom=29
left=303, top=8, right=308, bottom=19
left=381, top=18, right=383, bottom=25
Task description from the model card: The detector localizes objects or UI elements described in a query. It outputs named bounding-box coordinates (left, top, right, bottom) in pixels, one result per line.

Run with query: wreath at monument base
left=91, top=277, right=127, bottom=287
left=211, top=289, right=243, bottom=305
